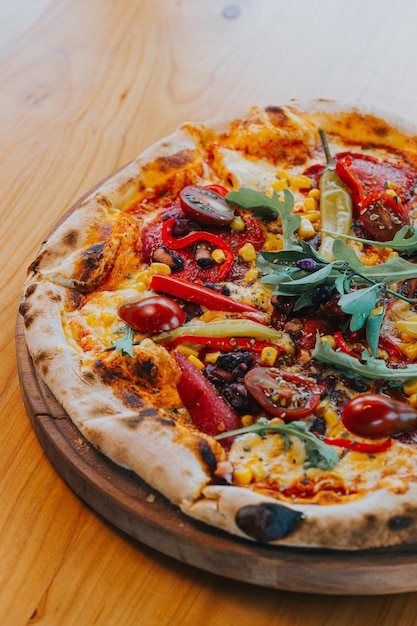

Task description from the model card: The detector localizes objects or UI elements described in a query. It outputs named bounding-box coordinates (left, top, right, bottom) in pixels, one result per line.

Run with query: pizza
left=20, top=100, right=417, bottom=550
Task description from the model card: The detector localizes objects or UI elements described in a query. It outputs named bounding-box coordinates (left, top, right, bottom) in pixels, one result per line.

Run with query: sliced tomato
left=179, top=185, right=235, bottom=226
left=359, top=191, right=409, bottom=242
left=243, top=368, right=321, bottom=420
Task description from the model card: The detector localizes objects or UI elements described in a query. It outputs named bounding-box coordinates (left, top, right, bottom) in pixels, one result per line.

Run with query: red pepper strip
left=378, top=335, right=407, bottom=360
left=163, top=335, right=276, bottom=352
left=150, top=273, right=259, bottom=313
left=161, top=217, right=234, bottom=280
left=335, top=155, right=365, bottom=211
left=333, top=331, right=358, bottom=358
left=175, top=351, right=241, bottom=448
left=323, top=437, right=393, bottom=454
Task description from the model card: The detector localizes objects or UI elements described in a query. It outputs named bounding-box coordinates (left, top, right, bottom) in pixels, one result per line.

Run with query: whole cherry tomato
left=118, top=296, right=185, bottom=334
left=243, top=367, right=320, bottom=420
left=179, top=185, right=235, bottom=226
left=342, top=393, right=417, bottom=438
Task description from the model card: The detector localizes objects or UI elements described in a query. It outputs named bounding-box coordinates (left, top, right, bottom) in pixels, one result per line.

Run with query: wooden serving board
left=15, top=314, right=417, bottom=595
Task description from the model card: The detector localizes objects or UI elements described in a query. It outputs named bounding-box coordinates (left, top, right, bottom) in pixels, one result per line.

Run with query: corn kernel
left=211, top=248, right=226, bottom=264
left=308, top=188, right=320, bottom=199
left=205, top=351, right=220, bottom=364
left=321, top=335, right=336, bottom=349
left=101, top=313, right=116, bottom=326
left=241, top=414, right=255, bottom=427
left=187, top=354, right=205, bottom=370
left=315, top=399, right=330, bottom=417
left=230, top=216, right=245, bottom=232
left=134, top=281, right=147, bottom=292
left=233, top=465, right=253, bottom=486
left=244, top=267, right=259, bottom=283
left=324, top=408, right=340, bottom=428
left=177, top=345, right=200, bottom=358
left=272, top=179, right=288, bottom=192
left=246, top=460, right=268, bottom=482
left=276, top=169, right=290, bottom=180
left=238, top=242, right=256, bottom=262
left=298, top=217, right=316, bottom=239
left=149, top=262, right=171, bottom=275
left=303, top=210, right=321, bottom=222
left=304, top=197, right=318, bottom=212
left=386, top=188, right=398, bottom=198
left=290, top=174, right=313, bottom=191
left=404, top=379, right=417, bottom=396
left=86, top=314, right=100, bottom=327
left=401, top=343, right=417, bottom=360
left=260, top=346, right=278, bottom=366
left=409, top=394, right=417, bottom=408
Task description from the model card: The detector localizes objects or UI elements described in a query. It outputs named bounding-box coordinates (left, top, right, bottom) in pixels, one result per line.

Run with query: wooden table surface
left=4, top=0, right=417, bottom=623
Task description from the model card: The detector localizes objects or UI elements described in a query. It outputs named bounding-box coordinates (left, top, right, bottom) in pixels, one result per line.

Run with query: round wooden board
left=15, top=314, right=417, bottom=595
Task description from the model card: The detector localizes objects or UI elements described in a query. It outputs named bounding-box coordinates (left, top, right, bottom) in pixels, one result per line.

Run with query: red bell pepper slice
left=333, top=331, right=358, bottom=358
left=175, top=351, right=241, bottom=447
left=150, top=273, right=259, bottom=314
left=335, top=155, right=364, bottom=210
left=161, top=217, right=234, bottom=280
left=163, top=334, right=276, bottom=352
left=323, top=436, right=392, bottom=454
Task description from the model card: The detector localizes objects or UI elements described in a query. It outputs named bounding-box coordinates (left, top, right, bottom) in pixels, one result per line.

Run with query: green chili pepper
left=318, top=129, right=353, bottom=262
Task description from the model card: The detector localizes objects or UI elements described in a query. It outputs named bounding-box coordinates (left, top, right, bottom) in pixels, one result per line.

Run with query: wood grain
left=5, top=0, right=417, bottom=623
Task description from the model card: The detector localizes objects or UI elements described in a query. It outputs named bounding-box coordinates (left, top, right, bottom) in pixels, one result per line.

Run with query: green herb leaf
left=366, top=306, right=385, bottom=358
left=338, top=283, right=380, bottom=315
left=214, top=419, right=340, bottom=470
left=312, top=334, right=417, bottom=381
left=323, top=225, right=417, bottom=254
left=112, top=325, right=135, bottom=357
left=226, top=187, right=301, bottom=250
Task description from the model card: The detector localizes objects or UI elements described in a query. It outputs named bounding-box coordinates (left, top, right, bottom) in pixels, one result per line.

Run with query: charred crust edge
left=235, top=503, right=304, bottom=542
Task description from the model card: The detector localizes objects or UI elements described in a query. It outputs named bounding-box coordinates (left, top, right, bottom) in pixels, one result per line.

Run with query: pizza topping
left=341, top=393, right=417, bottom=438
left=215, top=418, right=340, bottom=470
left=161, top=216, right=234, bottom=280
left=335, top=154, right=411, bottom=242
left=175, top=350, right=241, bottom=446
left=243, top=368, right=321, bottom=420
left=323, top=436, right=393, bottom=454
left=317, top=129, right=353, bottom=262
left=118, top=296, right=186, bottom=333
left=150, top=273, right=260, bottom=314
left=179, top=185, right=235, bottom=226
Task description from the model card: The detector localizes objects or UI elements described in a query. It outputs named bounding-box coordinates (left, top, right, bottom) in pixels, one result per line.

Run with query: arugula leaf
left=333, top=239, right=417, bottom=284
left=323, top=225, right=417, bottom=254
left=366, top=306, right=384, bottom=358
left=112, top=325, right=135, bottom=357
left=214, top=419, right=340, bottom=470
left=338, top=283, right=380, bottom=315
left=312, top=335, right=417, bottom=381
left=226, top=187, right=301, bottom=250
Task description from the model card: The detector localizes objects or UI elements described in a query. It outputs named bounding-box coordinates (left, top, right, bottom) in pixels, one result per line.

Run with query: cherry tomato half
left=342, top=393, right=417, bottom=439
left=243, top=368, right=321, bottom=420
left=118, top=296, right=185, bottom=334
left=179, top=185, right=235, bottom=226
left=359, top=192, right=409, bottom=242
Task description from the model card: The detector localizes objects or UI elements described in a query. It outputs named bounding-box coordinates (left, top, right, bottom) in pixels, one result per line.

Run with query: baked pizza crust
left=20, top=100, right=417, bottom=550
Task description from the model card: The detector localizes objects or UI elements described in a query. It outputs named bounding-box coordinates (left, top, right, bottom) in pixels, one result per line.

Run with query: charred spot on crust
left=34, top=350, right=51, bottom=364
left=235, top=503, right=303, bottom=542
left=134, top=358, right=157, bottom=382
left=156, top=415, right=175, bottom=426
left=82, top=243, right=105, bottom=275
left=372, top=123, right=389, bottom=137
left=198, top=440, right=218, bottom=473
left=265, top=105, right=289, bottom=127
left=68, top=289, right=86, bottom=310
left=26, top=284, right=37, bottom=297
left=63, top=229, right=79, bottom=248
left=24, top=315, right=35, bottom=329
left=119, top=388, right=146, bottom=409
left=82, top=371, right=96, bottom=383
left=154, top=150, right=195, bottom=173
left=388, top=516, right=413, bottom=530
